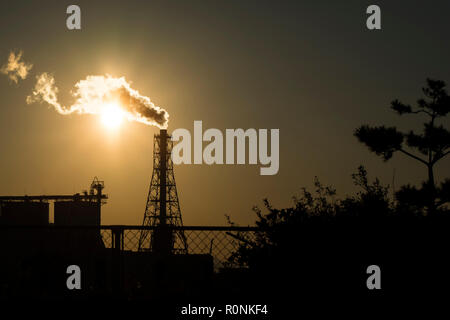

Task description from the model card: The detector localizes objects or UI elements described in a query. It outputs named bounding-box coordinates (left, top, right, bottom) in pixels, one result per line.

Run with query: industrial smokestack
left=152, top=129, right=172, bottom=254
left=159, top=129, right=167, bottom=226
left=138, top=129, right=187, bottom=254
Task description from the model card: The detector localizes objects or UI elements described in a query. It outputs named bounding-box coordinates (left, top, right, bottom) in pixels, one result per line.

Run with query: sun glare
left=101, top=102, right=124, bottom=129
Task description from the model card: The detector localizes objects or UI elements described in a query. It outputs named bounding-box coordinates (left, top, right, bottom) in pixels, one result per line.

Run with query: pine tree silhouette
left=354, top=78, right=450, bottom=214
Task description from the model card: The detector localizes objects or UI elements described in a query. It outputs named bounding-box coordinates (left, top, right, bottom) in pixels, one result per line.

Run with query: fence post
left=111, top=227, right=124, bottom=295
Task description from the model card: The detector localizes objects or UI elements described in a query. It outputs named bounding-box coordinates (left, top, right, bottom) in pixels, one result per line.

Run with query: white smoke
left=1, top=50, right=33, bottom=83
left=27, top=73, right=169, bottom=128
left=26, top=73, right=67, bottom=114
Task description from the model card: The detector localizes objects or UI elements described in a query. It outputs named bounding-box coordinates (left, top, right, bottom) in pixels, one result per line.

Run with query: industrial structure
left=138, top=129, right=188, bottom=254
left=0, top=129, right=188, bottom=253
left=0, top=131, right=228, bottom=299
left=0, top=177, right=107, bottom=226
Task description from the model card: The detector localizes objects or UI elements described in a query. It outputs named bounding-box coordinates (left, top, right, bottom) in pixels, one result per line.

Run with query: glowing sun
left=101, top=102, right=124, bottom=129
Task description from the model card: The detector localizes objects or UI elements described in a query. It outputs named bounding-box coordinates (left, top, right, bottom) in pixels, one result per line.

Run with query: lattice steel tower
left=138, top=129, right=187, bottom=254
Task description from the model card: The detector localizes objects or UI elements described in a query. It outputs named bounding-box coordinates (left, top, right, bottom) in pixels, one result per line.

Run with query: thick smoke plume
left=1, top=50, right=33, bottom=83
left=27, top=73, right=169, bottom=128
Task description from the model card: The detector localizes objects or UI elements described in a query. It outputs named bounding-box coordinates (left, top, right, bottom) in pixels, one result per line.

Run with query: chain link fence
left=100, top=226, right=258, bottom=270
left=0, top=225, right=260, bottom=299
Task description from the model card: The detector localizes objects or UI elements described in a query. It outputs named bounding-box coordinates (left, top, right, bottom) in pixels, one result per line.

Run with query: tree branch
left=440, top=150, right=450, bottom=160
left=411, top=109, right=433, bottom=117
left=436, top=198, right=450, bottom=208
left=432, top=150, right=450, bottom=164
left=398, top=148, right=429, bottom=165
